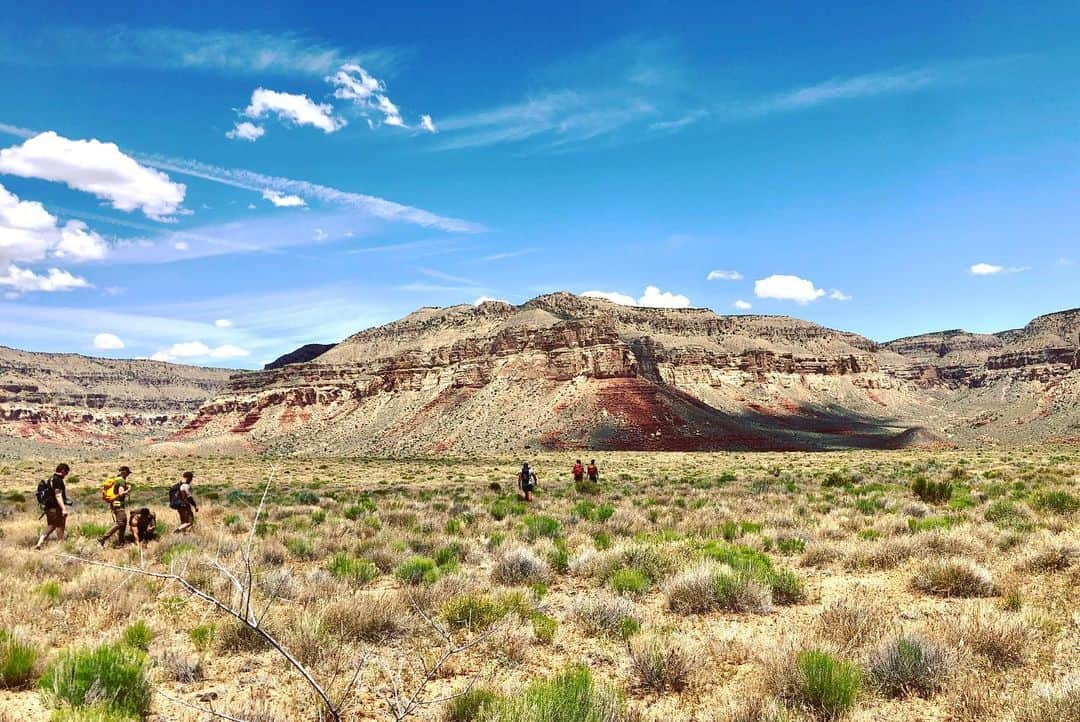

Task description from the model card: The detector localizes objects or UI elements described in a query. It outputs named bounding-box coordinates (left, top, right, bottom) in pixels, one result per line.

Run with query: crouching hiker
left=169, top=471, right=199, bottom=534
left=98, top=466, right=132, bottom=548
left=129, top=507, right=157, bottom=545
left=34, top=463, right=72, bottom=550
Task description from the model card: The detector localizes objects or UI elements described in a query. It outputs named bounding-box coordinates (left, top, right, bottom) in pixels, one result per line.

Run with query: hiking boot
left=97, top=537, right=106, bottom=547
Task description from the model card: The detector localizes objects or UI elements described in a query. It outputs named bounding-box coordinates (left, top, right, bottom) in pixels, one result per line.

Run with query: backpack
left=168, top=483, right=183, bottom=509
left=35, top=478, right=54, bottom=508
left=101, top=478, right=122, bottom=504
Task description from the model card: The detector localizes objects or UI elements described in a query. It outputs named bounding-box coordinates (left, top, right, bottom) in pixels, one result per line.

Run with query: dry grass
left=0, top=448, right=1074, bottom=721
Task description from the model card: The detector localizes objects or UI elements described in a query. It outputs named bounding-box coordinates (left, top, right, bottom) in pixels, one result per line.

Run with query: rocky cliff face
left=0, top=347, right=234, bottom=453
left=171, top=294, right=950, bottom=455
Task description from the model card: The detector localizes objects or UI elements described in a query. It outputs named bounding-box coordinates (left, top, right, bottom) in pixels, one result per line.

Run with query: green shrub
left=594, top=504, right=615, bottom=522
left=36, top=581, right=61, bottom=602
left=188, top=624, right=215, bottom=652
left=547, top=539, right=571, bottom=574
left=442, top=594, right=512, bottom=631
left=573, top=596, right=641, bottom=639
left=444, top=688, right=499, bottom=721
left=0, top=629, right=39, bottom=689
left=912, top=477, right=952, bottom=504
left=434, top=542, right=465, bottom=569
left=159, top=542, right=197, bottom=566
left=531, top=612, right=558, bottom=644
left=39, top=643, right=152, bottom=719
left=777, top=537, right=807, bottom=555
left=78, top=523, right=108, bottom=539
left=394, top=556, right=439, bottom=585
left=120, top=622, right=153, bottom=652
left=284, top=537, right=315, bottom=560
left=522, top=515, right=561, bottom=541
left=1032, top=491, right=1079, bottom=514
left=610, top=568, right=650, bottom=595
left=327, top=552, right=379, bottom=586
left=794, top=649, right=861, bottom=719
left=294, top=490, right=319, bottom=505
left=985, top=500, right=1033, bottom=531
left=593, top=532, right=612, bottom=550
left=483, top=665, right=624, bottom=722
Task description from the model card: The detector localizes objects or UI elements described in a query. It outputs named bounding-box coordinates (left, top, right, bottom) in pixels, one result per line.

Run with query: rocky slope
left=169, top=293, right=1076, bottom=456
left=0, top=347, right=235, bottom=454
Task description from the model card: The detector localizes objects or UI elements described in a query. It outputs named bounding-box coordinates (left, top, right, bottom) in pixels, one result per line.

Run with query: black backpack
left=168, top=483, right=183, bottom=509
left=35, top=478, right=54, bottom=508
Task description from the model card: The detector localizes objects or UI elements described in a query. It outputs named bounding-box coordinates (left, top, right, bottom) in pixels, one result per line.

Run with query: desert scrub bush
left=492, top=548, right=551, bottom=586
left=985, top=500, right=1033, bottom=531
left=441, top=593, right=515, bottom=632
left=522, top=515, right=561, bottom=541
left=629, top=637, right=692, bottom=693
left=120, top=621, right=153, bottom=652
left=1031, top=490, right=1079, bottom=514
left=664, top=561, right=773, bottom=615
left=957, top=612, right=1034, bottom=669
left=188, top=624, right=215, bottom=652
left=813, top=597, right=890, bottom=653
left=698, top=542, right=805, bottom=605
left=1015, top=677, right=1080, bottom=722
left=912, top=476, right=952, bottom=504
left=39, top=643, right=152, bottom=720
left=326, top=552, right=379, bottom=586
left=1020, top=543, right=1079, bottom=573
left=610, top=567, right=649, bottom=595
left=912, top=558, right=995, bottom=598
left=867, top=635, right=951, bottom=698
left=216, top=619, right=269, bottom=654
left=779, top=649, right=861, bottom=720
left=443, top=688, right=499, bottom=721
left=394, top=555, right=440, bottom=585
left=320, top=594, right=405, bottom=643
left=481, top=665, right=625, bottom=722
left=0, top=629, right=39, bottom=689
left=573, top=595, right=641, bottom=639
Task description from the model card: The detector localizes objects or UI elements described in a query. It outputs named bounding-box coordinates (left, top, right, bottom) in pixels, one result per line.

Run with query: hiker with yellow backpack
left=97, top=466, right=132, bottom=548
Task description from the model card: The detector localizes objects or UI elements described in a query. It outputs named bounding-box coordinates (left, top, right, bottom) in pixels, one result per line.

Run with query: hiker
left=34, top=463, right=72, bottom=550
left=129, top=507, right=157, bottom=545
left=98, top=466, right=132, bottom=547
left=170, top=471, right=199, bottom=533
left=587, top=459, right=599, bottom=483
left=572, top=459, right=584, bottom=483
left=516, top=461, right=537, bottom=500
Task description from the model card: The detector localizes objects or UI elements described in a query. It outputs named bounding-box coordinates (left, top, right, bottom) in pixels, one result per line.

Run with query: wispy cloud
left=0, top=26, right=397, bottom=78
left=480, top=248, right=538, bottom=262
left=738, top=68, right=939, bottom=117
left=417, top=267, right=480, bottom=286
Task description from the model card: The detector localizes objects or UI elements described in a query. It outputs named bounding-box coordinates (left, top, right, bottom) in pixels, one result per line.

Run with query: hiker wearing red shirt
left=587, top=460, right=599, bottom=483
left=572, top=459, right=584, bottom=483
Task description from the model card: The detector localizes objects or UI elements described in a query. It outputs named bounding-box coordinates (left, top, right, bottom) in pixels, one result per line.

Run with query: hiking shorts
left=178, top=506, right=195, bottom=525
left=44, top=507, right=66, bottom=529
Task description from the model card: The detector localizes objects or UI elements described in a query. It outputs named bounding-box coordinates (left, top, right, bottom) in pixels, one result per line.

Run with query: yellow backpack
left=101, top=477, right=123, bottom=504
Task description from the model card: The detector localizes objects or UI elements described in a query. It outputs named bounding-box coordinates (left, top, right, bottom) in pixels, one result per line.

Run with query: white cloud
left=226, top=121, right=265, bottom=142
left=639, top=285, right=691, bottom=308
left=54, top=220, right=108, bottom=261
left=214, top=318, right=233, bottom=328
left=583, top=286, right=691, bottom=308
left=328, top=63, right=424, bottom=130
left=746, top=69, right=939, bottom=116
left=138, top=154, right=484, bottom=233
left=261, top=190, right=307, bottom=208
left=173, top=241, right=189, bottom=251
left=150, top=340, right=250, bottom=362
left=92, top=332, right=124, bottom=350
left=583, top=290, right=639, bottom=306
left=473, top=295, right=508, bottom=305
left=734, top=300, right=752, bottom=310
left=0, top=265, right=90, bottom=293
left=243, top=88, right=345, bottom=134
left=313, top=228, right=328, bottom=241
left=0, top=131, right=186, bottom=220
left=0, top=183, right=106, bottom=294
left=754, top=274, right=826, bottom=304
left=707, top=269, right=743, bottom=281
left=969, top=262, right=1003, bottom=275
left=828, top=289, right=852, bottom=301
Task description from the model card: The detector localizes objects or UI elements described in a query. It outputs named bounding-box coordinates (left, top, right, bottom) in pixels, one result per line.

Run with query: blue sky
left=0, top=2, right=1077, bottom=368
